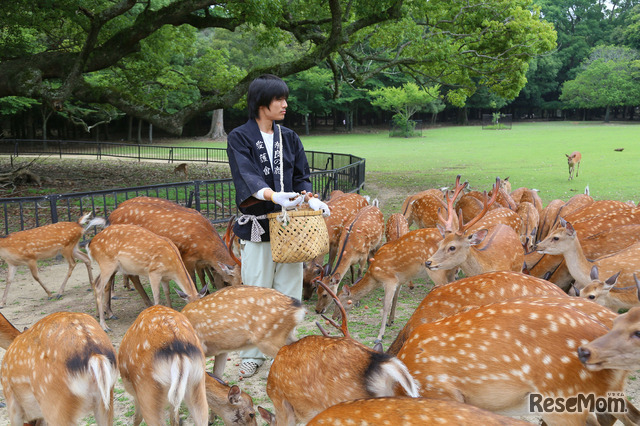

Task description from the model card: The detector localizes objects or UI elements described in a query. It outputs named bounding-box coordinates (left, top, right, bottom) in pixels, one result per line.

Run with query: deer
left=87, top=224, right=205, bottom=331
left=260, top=280, right=419, bottom=425
left=535, top=218, right=640, bottom=290
left=515, top=201, right=539, bottom=252
left=109, top=197, right=242, bottom=289
left=314, top=205, right=384, bottom=314
left=387, top=271, right=567, bottom=355
left=536, top=198, right=566, bottom=242
left=0, top=212, right=103, bottom=307
left=578, top=305, right=640, bottom=372
left=566, top=151, right=581, bottom=179
left=323, top=192, right=370, bottom=268
left=180, top=285, right=306, bottom=378
left=402, top=188, right=446, bottom=228
left=511, top=187, right=543, bottom=214
left=173, top=163, right=189, bottom=179
left=385, top=212, right=410, bottom=243
left=574, top=267, right=640, bottom=312
left=118, top=305, right=256, bottom=426
left=0, top=311, right=118, bottom=425
left=302, top=255, right=325, bottom=300
left=396, top=299, right=639, bottom=425
left=564, top=199, right=633, bottom=224
left=425, top=177, right=524, bottom=279
left=300, top=397, right=531, bottom=426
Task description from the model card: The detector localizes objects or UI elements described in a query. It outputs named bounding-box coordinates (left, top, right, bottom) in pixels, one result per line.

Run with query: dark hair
left=247, top=74, right=289, bottom=119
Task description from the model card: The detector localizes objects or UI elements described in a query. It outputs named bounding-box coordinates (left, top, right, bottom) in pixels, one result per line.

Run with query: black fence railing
left=0, top=140, right=366, bottom=237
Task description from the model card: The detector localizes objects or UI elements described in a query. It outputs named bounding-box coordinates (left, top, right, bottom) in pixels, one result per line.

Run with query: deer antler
left=457, top=177, right=500, bottom=235
left=437, top=175, right=468, bottom=232
left=316, top=279, right=350, bottom=338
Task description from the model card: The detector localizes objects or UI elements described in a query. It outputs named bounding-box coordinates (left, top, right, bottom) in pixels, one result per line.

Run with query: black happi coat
left=227, top=119, right=312, bottom=242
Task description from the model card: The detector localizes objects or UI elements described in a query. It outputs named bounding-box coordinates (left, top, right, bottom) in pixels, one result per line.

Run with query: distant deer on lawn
left=566, top=151, right=581, bottom=180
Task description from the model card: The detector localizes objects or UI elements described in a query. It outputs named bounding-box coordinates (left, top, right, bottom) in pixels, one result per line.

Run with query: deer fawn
left=262, top=281, right=418, bottom=425
left=385, top=212, right=410, bottom=243
left=180, top=285, right=305, bottom=378
left=303, top=397, right=531, bottom=425
left=118, top=305, right=256, bottom=426
left=314, top=205, right=384, bottom=313
left=536, top=218, right=640, bottom=290
left=88, top=224, right=204, bottom=331
left=387, top=271, right=567, bottom=355
left=515, top=201, right=539, bottom=252
left=566, top=151, right=581, bottom=179
left=109, top=197, right=241, bottom=289
left=426, top=176, right=524, bottom=278
left=173, top=162, right=188, bottom=179
left=401, top=188, right=446, bottom=228
left=396, top=299, right=635, bottom=425
left=0, top=311, right=118, bottom=425
left=0, top=212, right=102, bottom=307
left=575, top=267, right=640, bottom=312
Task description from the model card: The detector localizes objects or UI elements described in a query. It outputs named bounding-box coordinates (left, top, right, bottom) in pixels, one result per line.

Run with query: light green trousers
left=239, top=240, right=303, bottom=363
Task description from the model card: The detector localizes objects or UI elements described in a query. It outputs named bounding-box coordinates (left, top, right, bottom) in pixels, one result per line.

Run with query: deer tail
left=365, top=352, right=420, bottom=398
left=88, top=354, right=118, bottom=410
left=167, top=356, right=192, bottom=413
left=84, top=217, right=107, bottom=232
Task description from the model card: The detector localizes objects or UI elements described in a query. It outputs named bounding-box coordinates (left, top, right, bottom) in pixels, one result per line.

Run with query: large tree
left=0, top=0, right=556, bottom=135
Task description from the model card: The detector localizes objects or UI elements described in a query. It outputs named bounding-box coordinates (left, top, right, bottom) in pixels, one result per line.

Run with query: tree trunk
left=204, top=109, right=227, bottom=140
left=127, top=115, right=133, bottom=141
left=137, top=118, right=142, bottom=144
left=148, top=123, right=153, bottom=144
left=604, top=105, right=610, bottom=123
left=304, top=114, right=310, bottom=136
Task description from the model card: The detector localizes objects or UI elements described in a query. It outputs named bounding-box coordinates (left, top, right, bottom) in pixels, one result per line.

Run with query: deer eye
left=448, top=246, right=456, bottom=252
left=633, top=331, right=640, bottom=339
left=250, top=413, right=255, bottom=418
left=588, top=295, right=595, bottom=300
left=553, top=237, right=559, bottom=241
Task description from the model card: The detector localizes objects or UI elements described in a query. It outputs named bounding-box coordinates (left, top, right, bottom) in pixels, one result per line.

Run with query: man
left=226, top=74, right=329, bottom=378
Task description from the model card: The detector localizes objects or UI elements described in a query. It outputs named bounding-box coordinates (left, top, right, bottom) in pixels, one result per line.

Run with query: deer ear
left=331, top=274, right=341, bottom=286
left=198, top=285, right=208, bottom=298
left=468, top=229, right=488, bottom=245
left=565, top=221, right=576, bottom=236
left=175, top=289, right=189, bottom=301
left=604, top=271, right=621, bottom=287
left=228, top=385, right=242, bottom=405
left=258, top=406, right=276, bottom=424
left=436, top=223, right=446, bottom=238
left=373, top=342, right=384, bottom=353
left=342, top=284, right=351, bottom=297
left=590, top=265, right=600, bottom=281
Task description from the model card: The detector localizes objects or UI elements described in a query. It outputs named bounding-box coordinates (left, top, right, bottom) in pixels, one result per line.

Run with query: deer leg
left=159, top=278, right=172, bottom=308
left=388, top=284, right=402, bottom=326
left=147, top=274, right=162, bottom=306
left=183, top=380, right=208, bottom=426
left=72, top=246, right=93, bottom=289
left=205, top=266, right=224, bottom=290
left=1, top=264, right=19, bottom=307
left=93, top=388, right=114, bottom=426
left=376, top=281, right=400, bottom=343
left=94, top=267, right=117, bottom=332
left=213, top=353, right=228, bottom=378
left=196, top=266, right=208, bottom=291
left=55, top=251, right=78, bottom=297
left=26, top=260, right=54, bottom=299
left=129, top=275, right=152, bottom=307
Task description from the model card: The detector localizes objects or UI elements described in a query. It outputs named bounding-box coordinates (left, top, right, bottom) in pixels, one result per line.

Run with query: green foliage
left=560, top=45, right=640, bottom=111
left=0, top=96, right=38, bottom=115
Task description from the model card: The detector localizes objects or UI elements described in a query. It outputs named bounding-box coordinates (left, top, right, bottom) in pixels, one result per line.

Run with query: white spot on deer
left=560, top=356, right=571, bottom=364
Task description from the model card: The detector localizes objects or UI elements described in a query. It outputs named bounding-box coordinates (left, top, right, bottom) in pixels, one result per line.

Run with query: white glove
left=271, top=192, right=303, bottom=208
left=308, top=197, right=330, bottom=217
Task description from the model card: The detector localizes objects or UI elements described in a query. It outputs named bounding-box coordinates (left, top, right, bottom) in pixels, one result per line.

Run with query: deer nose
left=425, top=261, right=432, bottom=269
left=315, top=307, right=325, bottom=315
left=577, top=347, right=591, bottom=364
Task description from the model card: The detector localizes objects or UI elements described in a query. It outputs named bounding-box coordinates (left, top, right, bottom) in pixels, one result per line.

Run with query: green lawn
left=298, top=121, right=640, bottom=205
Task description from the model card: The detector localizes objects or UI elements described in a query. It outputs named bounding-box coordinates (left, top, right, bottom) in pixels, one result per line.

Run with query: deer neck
left=346, top=274, right=378, bottom=305
left=461, top=248, right=491, bottom=277
left=560, top=237, right=592, bottom=287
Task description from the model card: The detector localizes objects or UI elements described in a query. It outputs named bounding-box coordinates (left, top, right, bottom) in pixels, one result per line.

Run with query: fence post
left=169, top=148, right=173, bottom=164
left=138, top=145, right=141, bottom=162
left=58, top=140, right=62, bottom=159
left=194, top=181, right=201, bottom=212
left=97, top=143, right=101, bottom=160
left=13, top=141, right=18, bottom=157
left=49, top=195, right=59, bottom=224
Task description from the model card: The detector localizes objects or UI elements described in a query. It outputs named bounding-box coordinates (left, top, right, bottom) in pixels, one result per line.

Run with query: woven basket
left=267, top=207, right=329, bottom=263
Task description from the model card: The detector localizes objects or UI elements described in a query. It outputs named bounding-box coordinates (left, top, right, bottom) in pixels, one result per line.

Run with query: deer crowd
left=0, top=173, right=639, bottom=425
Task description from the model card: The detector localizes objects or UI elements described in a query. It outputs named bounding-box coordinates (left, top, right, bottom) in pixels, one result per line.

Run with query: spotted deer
left=323, top=192, right=369, bottom=268
left=387, top=271, right=567, bottom=355
left=566, top=151, right=581, bottom=180
left=402, top=188, right=446, bottom=229
left=0, top=212, right=103, bottom=307
left=425, top=177, right=524, bottom=278
left=180, top=285, right=305, bottom=378
left=118, top=305, right=256, bottom=426
left=314, top=205, right=384, bottom=314
left=262, top=281, right=418, bottom=425
left=0, top=312, right=118, bottom=425
left=331, top=227, right=456, bottom=342
left=88, top=224, right=204, bottom=331
left=111, top=197, right=241, bottom=289
left=515, top=201, right=539, bottom=252
left=396, top=299, right=638, bottom=425
left=385, top=213, right=410, bottom=243
left=574, top=267, right=640, bottom=312
left=511, top=187, right=543, bottom=214
left=300, top=397, right=531, bottom=426
left=536, top=218, right=640, bottom=289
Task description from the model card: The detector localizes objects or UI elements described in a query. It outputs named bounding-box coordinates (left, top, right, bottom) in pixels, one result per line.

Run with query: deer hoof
left=48, top=294, right=63, bottom=300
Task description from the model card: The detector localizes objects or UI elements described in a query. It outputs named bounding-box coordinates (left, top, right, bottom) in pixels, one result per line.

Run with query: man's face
left=260, top=97, right=287, bottom=121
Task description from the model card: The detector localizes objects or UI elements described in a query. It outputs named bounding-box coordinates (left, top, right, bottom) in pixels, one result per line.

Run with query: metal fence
left=0, top=140, right=366, bottom=236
